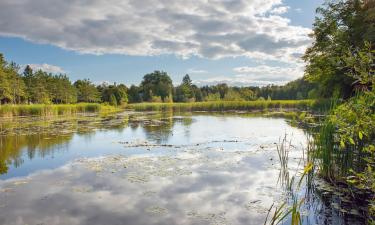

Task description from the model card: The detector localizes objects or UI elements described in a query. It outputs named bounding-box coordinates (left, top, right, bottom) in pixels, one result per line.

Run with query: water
left=0, top=112, right=365, bottom=224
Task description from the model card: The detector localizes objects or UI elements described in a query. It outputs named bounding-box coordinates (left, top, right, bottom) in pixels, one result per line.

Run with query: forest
left=0, top=55, right=320, bottom=106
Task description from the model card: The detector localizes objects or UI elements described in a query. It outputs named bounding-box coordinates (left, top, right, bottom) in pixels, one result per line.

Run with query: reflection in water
left=0, top=112, right=361, bottom=224
left=0, top=148, right=285, bottom=225
left=0, top=134, right=73, bottom=174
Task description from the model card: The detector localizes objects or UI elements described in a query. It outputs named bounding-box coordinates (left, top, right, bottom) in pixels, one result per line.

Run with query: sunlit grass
left=0, top=103, right=120, bottom=117
left=128, top=99, right=329, bottom=112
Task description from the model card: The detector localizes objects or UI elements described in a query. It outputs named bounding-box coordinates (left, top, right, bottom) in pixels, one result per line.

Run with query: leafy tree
left=23, top=65, right=34, bottom=103
left=109, top=94, right=118, bottom=106
left=8, top=63, right=26, bottom=104
left=74, top=79, right=100, bottom=103
left=303, top=0, right=374, bottom=98
left=192, top=85, right=203, bottom=102
left=127, top=85, right=142, bottom=103
left=0, top=54, right=12, bottom=104
left=216, top=83, right=229, bottom=99
left=50, top=75, right=77, bottom=104
left=140, top=71, right=173, bottom=102
left=175, top=74, right=195, bottom=102
left=98, top=83, right=128, bottom=105
left=224, top=89, right=244, bottom=101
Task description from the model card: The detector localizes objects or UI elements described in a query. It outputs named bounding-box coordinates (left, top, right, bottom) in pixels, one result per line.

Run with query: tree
left=216, top=83, right=229, bottom=99
left=98, top=83, right=128, bottom=105
left=8, top=63, right=26, bottom=104
left=109, top=94, right=117, bottom=106
left=51, top=75, right=77, bottom=104
left=175, top=74, right=195, bottom=102
left=140, top=71, right=173, bottom=102
left=0, top=54, right=11, bottom=104
left=182, top=74, right=192, bottom=86
left=23, top=65, right=34, bottom=104
left=128, top=85, right=142, bottom=103
left=303, top=0, right=374, bottom=98
left=74, top=79, right=100, bottom=103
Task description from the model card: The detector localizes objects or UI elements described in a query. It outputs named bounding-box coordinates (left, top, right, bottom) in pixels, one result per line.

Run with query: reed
left=266, top=135, right=315, bottom=225
left=0, top=103, right=120, bottom=118
left=128, top=99, right=329, bottom=112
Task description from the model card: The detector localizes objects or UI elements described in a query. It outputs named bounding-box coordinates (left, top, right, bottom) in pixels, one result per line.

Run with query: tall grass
left=265, top=135, right=315, bottom=225
left=128, top=99, right=329, bottom=112
left=0, top=103, right=120, bottom=118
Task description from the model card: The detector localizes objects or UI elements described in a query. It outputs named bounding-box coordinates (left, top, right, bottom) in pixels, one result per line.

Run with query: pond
left=0, top=112, right=365, bottom=225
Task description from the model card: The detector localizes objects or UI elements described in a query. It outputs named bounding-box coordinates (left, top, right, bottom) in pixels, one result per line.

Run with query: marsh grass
left=0, top=103, right=120, bottom=118
left=128, top=100, right=329, bottom=112
left=265, top=135, right=315, bottom=225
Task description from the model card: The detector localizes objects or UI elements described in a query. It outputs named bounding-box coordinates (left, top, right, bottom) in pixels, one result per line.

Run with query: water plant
left=0, top=103, right=120, bottom=118
left=128, top=99, right=329, bottom=113
left=265, top=135, right=315, bottom=225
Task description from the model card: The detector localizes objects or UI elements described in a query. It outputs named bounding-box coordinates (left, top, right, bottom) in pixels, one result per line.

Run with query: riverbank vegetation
left=0, top=103, right=119, bottom=118
left=282, top=0, right=374, bottom=223
left=128, top=99, right=329, bottom=112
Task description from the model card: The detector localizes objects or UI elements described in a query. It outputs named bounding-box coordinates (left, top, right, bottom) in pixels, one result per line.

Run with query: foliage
left=303, top=0, right=374, bottom=98
left=140, top=71, right=173, bottom=102
left=256, top=78, right=318, bottom=100
left=0, top=103, right=119, bottom=117
left=174, top=74, right=195, bottom=102
left=98, top=83, right=128, bottom=106
left=74, top=79, right=100, bottom=103
left=128, top=99, right=328, bottom=112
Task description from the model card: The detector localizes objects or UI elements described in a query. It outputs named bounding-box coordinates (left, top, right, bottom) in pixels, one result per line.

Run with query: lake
left=0, top=112, right=364, bottom=225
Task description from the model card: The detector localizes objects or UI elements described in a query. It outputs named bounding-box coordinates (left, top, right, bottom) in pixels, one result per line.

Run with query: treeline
left=0, top=57, right=128, bottom=106
left=0, top=55, right=319, bottom=105
left=126, top=72, right=318, bottom=103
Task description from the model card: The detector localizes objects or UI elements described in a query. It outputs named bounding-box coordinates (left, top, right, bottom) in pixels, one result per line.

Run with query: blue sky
left=0, top=0, right=323, bottom=86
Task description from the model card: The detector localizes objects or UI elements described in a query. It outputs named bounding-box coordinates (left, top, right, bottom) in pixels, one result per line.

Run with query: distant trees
left=175, top=74, right=195, bottom=102
left=140, top=71, right=173, bottom=102
left=127, top=85, right=142, bottom=103
left=74, top=79, right=100, bottom=103
left=98, top=83, right=128, bottom=106
left=0, top=55, right=27, bottom=104
left=256, top=78, right=318, bottom=100
left=0, top=52, right=326, bottom=105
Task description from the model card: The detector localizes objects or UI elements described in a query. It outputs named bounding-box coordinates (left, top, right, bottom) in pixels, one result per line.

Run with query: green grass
left=0, top=103, right=120, bottom=118
left=128, top=99, right=329, bottom=112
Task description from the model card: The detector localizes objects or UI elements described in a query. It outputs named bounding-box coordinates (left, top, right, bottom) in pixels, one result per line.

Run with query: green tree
left=74, top=79, right=100, bottom=103
left=98, top=83, right=128, bottom=105
left=0, top=54, right=12, bottom=104
left=140, top=71, right=173, bottom=102
left=109, top=94, right=118, bottom=106
left=303, top=0, right=374, bottom=98
left=8, top=63, right=26, bottom=104
left=51, top=75, right=77, bottom=104
left=175, top=74, right=195, bottom=102
left=23, top=65, right=34, bottom=104
left=128, top=85, right=142, bottom=103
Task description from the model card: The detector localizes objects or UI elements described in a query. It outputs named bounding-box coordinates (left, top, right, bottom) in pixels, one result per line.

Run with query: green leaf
left=358, top=131, right=363, bottom=140
left=349, top=138, right=355, bottom=145
left=340, top=140, right=345, bottom=148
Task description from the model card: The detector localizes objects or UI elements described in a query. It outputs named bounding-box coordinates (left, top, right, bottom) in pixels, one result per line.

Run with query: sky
left=0, top=0, right=324, bottom=86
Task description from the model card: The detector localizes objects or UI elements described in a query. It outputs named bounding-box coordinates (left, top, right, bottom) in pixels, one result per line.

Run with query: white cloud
left=0, top=0, right=311, bottom=62
left=187, top=68, right=208, bottom=74
left=27, top=64, right=65, bottom=74
left=194, top=64, right=304, bottom=86
left=270, top=6, right=289, bottom=15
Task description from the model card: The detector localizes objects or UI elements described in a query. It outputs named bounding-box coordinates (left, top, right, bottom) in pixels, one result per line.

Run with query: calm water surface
left=0, top=112, right=364, bottom=225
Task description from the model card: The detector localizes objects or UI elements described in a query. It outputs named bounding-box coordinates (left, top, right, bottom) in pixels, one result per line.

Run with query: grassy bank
left=0, top=103, right=120, bottom=118
left=128, top=99, right=329, bottom=112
